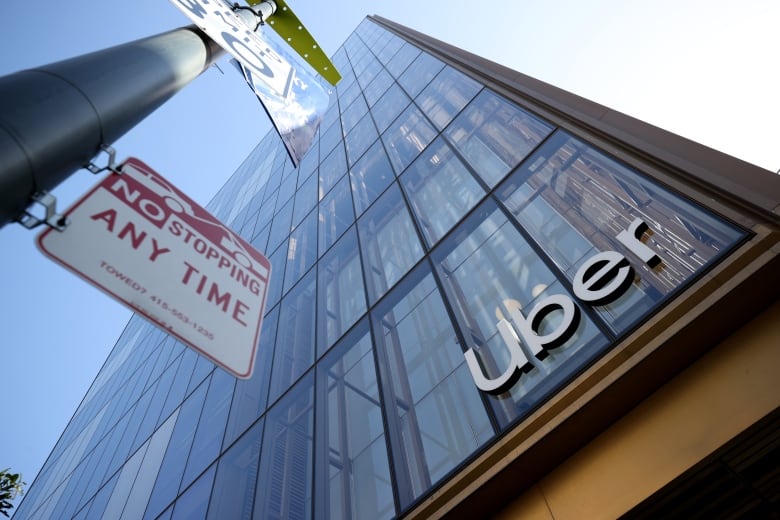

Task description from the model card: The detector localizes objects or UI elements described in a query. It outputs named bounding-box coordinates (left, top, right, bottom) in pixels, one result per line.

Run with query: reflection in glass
left=495, top=130, right=745, bottom=332
left=170, top=464, right=215, bottom=520
left=349, top=141, right=395, bottom=217
left=400, top=137, right=485, bottom=247
left=268, top=269, right=317, bottom=404
left=345, top=113, right=379, bottom=166
left=319, top=175, right=355, bottom=256
left=319, top=144, right=348, bottom=199
left=382, top=105, right=437, bottom=174
left=316, top=321, right=395, bottom=520
left=358, top=183, right=424, bottom=304
left=371, top=83, right=411, bottom=133
left=431, top=199, right=606, bottom=425
left=253, top=372, right=315, bottom=520
left=445, top=89, right=553, bottom=187
left=208, top=418, right=264, bottom=519
left=223, top=307, right=278, bottom=448
left=284, top=208, right=318, bottom=294
left=417, top=66, right=482, bottom=131
left=318, top=227, right=366, bottom=355
left=373, top=264, right=493, bottom=507
left=398, top=51, right=444, bottom=98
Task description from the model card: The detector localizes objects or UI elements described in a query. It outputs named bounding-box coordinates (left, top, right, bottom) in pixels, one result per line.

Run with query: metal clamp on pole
left=17, top=192, right=69, bottom=231
left=232, top=1, right=277, bottom=31
left=85, top=144, right=120, bottom=175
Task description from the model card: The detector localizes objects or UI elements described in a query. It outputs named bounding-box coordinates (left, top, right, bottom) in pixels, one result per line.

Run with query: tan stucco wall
left=496, top=300, right=780, bottom=520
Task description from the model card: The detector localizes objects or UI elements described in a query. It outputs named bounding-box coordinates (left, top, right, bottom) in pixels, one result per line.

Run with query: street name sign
left=38, top=158, right=271, bottom=378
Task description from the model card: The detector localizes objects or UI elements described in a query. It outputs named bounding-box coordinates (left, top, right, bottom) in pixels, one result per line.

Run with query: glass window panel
left=338, top=80, right=362, bottom=109
left=357, top=58, right=383, bottom=89
left=284, top=208, right=318, bottom=294
left=292, top=173, right=317, bottom=226
left=181, top=369, right=235, bottom=490
left=224, top=306, right=279, bottom=448
left=417, top=66, right=482, bottom=131
left=431, top=199, right=607, bottom=426
left=208, top=418, right=264, bottom=520
left=386, top=42, right=420, bottom=78
left=398, top=52, right=444, bottom=98
left=267, top=199, right=294, bottom=253
left=496, top=130, right=746, bottom=332
left=358, top=183, right=424, bottom=304
left=377, top=34, right=404, bottom=65
left=319, top=143, right=348, bottom=199
left=297, top=132, right=319, bottom=185
left=264, top=239, right=288, bottom=311
left=317, top=227, right=366, bottom=355
left=349, top=141, right=395, bottom=217
left=158, top=349, right=197, bottom=427
left=371, top=82, right=411, bottom=133
left=319, top=175, right=355, bottom=256
left=373, top=263, right=493, bottom=506
left=382, top=105, right=437, bottom=175
left=81, top=472, right=120, bottom=520
left=253, top=372, right=315, bottom=520
left=250, top=222, right=270, bottom=255
left=320, top=116, right=343, bottom=158
left=320, top=101, right=341, bottom=135
left=364, top=68, right=394, bottom=107
left=143, top=382, right=208, bottom=520
left=345, top=113, right=379, bottom=166
left=315, top=320, right=395, bottom=520
left=170, top=464, right=216, bottom=520
left=445, top=89, right=554, bottom=187
left=276, top=169, right=298, bottom=210
left=400, top=137, right=485, bottom=247
left=268, top=269, right=317, bottom=404
left=341, top=95, right=369, bottom=135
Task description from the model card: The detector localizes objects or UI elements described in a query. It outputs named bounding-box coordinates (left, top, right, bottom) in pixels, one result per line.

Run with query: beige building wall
left=496, top=300, right=780, bottom=520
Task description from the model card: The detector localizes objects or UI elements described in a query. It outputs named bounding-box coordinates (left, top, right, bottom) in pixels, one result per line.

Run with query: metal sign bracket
left=85, top=144, right=120, bottom=175
left=17, top=191, right=69, bottom=231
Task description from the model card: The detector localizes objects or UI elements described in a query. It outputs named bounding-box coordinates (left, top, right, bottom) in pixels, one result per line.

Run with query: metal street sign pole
left=0, top=6, right=267, bottom=230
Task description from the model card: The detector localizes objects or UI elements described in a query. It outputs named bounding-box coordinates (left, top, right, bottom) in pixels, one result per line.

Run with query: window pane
left=349, top=141, right=395, bottom=217
left=143, top=382, right=209, bottom=520
left=264, top=239, right=288, bottom=311
left=267, top=199, right=294, bottom=253
left=319, top=175, right=355, bottom=256
left=445, top=90, right=554, bottom=187
left=171, top=464, right=216, bottom=520
left=181, top=369, right=235, bottom=490
left=320, top=114, right=343, bottom=157
left=319, top=143, right=348, bottom=199
left=292, top=172, right=317, bottom=226
left=284, top=208, right=318, bottom=294
left=317, top=227, right=366, bottom=355
left=345, top=113, right=379, bottom=166
left=253, top=372, right=315, bottom=520
left=358, top=183, right=424, bottom=304
left=496, top=130, right=746, bottom=332
left=417, top=66, right=482, bottom=131
left=382, top=105, right=437, bottom=174
left=223, top=306, right=279, bottom=448
left=207, top=418, right=264, bottom=520
left=373, top=263, right=493, bottom=506
left=341, top=95, right=369, bottom=134
left=372, top=83, right=411, bottom=133
left=316, top=321, right=394, bottom=520
left=398, top=52, right=444, bottom=98
left=431, top=199, right=607, bottom=426
left=268, top=269, right=317, bottom=403
left=400, top=137, right=485, bottom=247
left=386, top=42, right=420, bottom=78
left=364, top=68, right=393, bottom=107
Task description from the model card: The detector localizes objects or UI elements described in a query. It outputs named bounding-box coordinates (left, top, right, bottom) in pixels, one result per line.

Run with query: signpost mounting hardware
left=17, top=192, right=69, bottom=232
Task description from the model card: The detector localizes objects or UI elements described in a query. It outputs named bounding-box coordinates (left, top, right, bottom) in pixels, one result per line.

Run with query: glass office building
left=14, top=16, right=780, bottom=520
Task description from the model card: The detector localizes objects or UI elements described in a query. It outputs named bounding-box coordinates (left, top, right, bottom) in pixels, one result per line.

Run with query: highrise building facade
left=14, top=16, right=779, bottom=520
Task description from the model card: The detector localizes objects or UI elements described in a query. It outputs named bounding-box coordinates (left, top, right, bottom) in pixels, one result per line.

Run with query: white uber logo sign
left=465, top=218, right=661, bottom=394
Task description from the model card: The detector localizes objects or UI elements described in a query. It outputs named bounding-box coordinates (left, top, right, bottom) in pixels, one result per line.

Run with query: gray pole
left=0, top=25, right=224, bottom=229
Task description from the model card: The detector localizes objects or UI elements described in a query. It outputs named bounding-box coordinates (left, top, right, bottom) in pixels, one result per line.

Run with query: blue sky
left=1, top=0, right=778, bottom=503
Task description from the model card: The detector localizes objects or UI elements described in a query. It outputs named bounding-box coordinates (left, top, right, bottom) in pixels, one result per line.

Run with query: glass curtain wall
left=14, top=17, right=746, bottom=520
